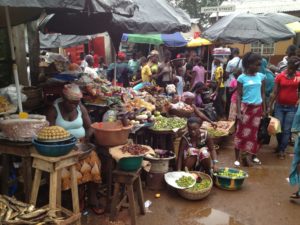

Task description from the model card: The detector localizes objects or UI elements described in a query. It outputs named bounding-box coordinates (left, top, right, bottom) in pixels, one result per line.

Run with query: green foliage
left=168, top=0, right=224, bottom=28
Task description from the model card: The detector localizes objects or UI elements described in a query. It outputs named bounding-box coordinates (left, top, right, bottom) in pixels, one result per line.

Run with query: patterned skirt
left=234, top=103, right=263, bottom=154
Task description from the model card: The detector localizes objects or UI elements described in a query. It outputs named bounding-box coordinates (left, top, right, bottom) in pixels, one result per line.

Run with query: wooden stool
left=110, top=169, right=145, bottom=225
left=30, top=151, right=81, bottom=225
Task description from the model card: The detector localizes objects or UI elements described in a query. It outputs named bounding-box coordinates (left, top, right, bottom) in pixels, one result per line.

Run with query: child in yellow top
left=213, top=58, right=225, bottom=119
left=141, top=57, right=152, bottom=82
left=131, top=57, right=152, bottom=90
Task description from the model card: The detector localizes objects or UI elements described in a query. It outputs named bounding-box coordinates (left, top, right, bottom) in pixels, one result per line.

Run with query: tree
left=168, top=0, right=224, bottom=28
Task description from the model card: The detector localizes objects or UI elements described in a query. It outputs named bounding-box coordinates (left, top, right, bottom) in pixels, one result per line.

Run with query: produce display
left=189, top=178, right=211, bottom=192
left=152, top=116, right=186, bottom=131
left=175, top=175, right=195, bottom=188
left=140, top=85, right=163, bottom=95
left=216, top=168, right=246, bottom=179
left=0, top=195, right=67, bottom=224
left=121, top=144, right=149, bottom=155
left=126, top=98, right=156, bottom=112
left=37, top=126, right=70, bottom=140
left=128, top=109, right=155, bottom=126
left=0, top=96, right=14, bottom=113
left=170, top=102, right=193, bottom=112
left=202, top=121, right=235, bottom=136
left=207, top=128, right=227, bottom=137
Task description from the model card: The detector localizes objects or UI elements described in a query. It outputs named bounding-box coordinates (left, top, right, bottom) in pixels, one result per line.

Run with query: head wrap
left=62, top=84, right=83, bottom=101
left=181, top=92, right=195, bottom=101
left=117, top=51, right=126, bottom=60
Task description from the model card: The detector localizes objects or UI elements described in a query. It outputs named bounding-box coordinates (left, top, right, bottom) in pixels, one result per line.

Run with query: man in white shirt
left=84, top=55, right=98, bottom=79
left=224, top=48, right=243, bottom=117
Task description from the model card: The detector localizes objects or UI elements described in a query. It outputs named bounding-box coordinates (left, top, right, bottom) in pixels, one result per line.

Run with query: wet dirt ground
left=82, top=136, right=300, bottom=225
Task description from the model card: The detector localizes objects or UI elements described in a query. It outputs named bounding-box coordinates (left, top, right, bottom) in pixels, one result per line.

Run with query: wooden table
left=0, top=140, right=34, bottom=202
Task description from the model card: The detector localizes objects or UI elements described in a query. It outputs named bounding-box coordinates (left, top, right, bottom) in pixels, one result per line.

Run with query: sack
left=258, top=117, right=271, bottom=144
left=267, top=116, right=281, bottom=135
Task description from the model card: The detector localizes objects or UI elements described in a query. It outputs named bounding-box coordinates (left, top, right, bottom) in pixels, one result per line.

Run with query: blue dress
left=289, top=105, right=300, bottom=191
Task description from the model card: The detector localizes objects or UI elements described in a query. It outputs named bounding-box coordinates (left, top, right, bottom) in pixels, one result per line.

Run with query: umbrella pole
left=207, top=46, right=210, bottom=80
left=5, top=7, right=23, bottom=112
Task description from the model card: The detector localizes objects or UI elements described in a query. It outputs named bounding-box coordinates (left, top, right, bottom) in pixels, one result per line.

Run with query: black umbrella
left=39, top=0, right=191, bottom=38
left=0, top=0, right=136, bottom=111
left=0, top=0, right=136, bottom=27
left=202, top=12, right=295, bottom=44
left=262, top=13, right=300, bottom=25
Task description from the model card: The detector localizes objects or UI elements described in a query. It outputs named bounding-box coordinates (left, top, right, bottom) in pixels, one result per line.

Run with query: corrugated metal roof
left=210, top=0, right=300, bottom=17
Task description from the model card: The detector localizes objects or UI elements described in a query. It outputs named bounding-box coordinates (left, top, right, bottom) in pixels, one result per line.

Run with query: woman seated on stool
left=177, top=117, right=218, bottom=175
left=46, top=83, right=104, bottom=215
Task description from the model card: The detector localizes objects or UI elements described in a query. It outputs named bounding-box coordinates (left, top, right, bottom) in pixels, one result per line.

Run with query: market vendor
left=181, top=92, right=217, bottom=128
left=46, top=83, right=104, bottom=214
left=154, top=50, right=174, bottom=87
left=177, top=117, right=218, bottom=175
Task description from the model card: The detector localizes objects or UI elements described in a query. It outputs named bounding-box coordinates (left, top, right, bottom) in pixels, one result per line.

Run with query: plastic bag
left=0, top=85, right=27, bottom=106
left=258, top=117, right=271, bottom=144
left=102, top=110, right=117, bottom=122
left=268, top=116, right=281, bottom=135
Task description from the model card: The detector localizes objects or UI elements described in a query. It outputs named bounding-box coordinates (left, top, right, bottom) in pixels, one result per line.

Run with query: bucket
left=91, top=121, right=133, bottom=147
left=146, top=172, right=166, bottom=190
left=150, top=160, right=169, bottom=173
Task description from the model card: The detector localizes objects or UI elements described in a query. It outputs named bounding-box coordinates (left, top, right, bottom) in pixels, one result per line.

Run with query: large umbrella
left=202, top=12, right=295, bottom=44
left=187, top=37, right=212, bottom=47
left=287, top=22, right=300, bottom=33
left=39, top=0, right=191, bottom=40
left=0, top=0, right=136, bottom=112
left=262, top=13, right=300, bottom=25
left=121, top=32, right=187, bottom=47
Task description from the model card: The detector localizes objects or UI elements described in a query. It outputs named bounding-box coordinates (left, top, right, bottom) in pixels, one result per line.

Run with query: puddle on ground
left=179, top=208, right=243, bottom=225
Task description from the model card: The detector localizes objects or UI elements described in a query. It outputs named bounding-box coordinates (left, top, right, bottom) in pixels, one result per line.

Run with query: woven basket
left=177, top=171, right=213, bottom=200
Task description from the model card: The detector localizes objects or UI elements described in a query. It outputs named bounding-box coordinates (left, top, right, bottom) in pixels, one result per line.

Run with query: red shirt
left=275, top=71, right=300, bottom=106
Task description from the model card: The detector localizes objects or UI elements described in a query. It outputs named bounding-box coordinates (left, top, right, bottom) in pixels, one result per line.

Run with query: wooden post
left=12, top=24, right=28, bottom=86
left=27, top=21, right=40, bottom=86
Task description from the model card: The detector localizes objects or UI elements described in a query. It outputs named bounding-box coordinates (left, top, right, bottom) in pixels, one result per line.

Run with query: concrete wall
left=228, top=38, right=294, bottom=65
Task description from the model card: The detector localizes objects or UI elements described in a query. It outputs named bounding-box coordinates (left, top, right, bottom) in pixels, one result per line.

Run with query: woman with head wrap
left=47, top=84, right=104, bottom=214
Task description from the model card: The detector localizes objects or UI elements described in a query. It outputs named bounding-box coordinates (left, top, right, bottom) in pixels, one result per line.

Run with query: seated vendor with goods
left=46, top=83, right=103, bottom=214
left=181, top=92, right=217, bottom=128
left=177, top=117, right=218, bottom=175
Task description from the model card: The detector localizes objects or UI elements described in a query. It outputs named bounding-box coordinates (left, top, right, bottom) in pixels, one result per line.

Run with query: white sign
left=201, top=5, right=236, bottom=14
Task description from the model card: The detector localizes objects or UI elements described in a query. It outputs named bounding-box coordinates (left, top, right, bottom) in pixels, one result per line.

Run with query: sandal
left=234, top=161, right=240, bottom=167
left=252, top=157, right=262, bottom=165
left=290, top=192, right=300, bottom=199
